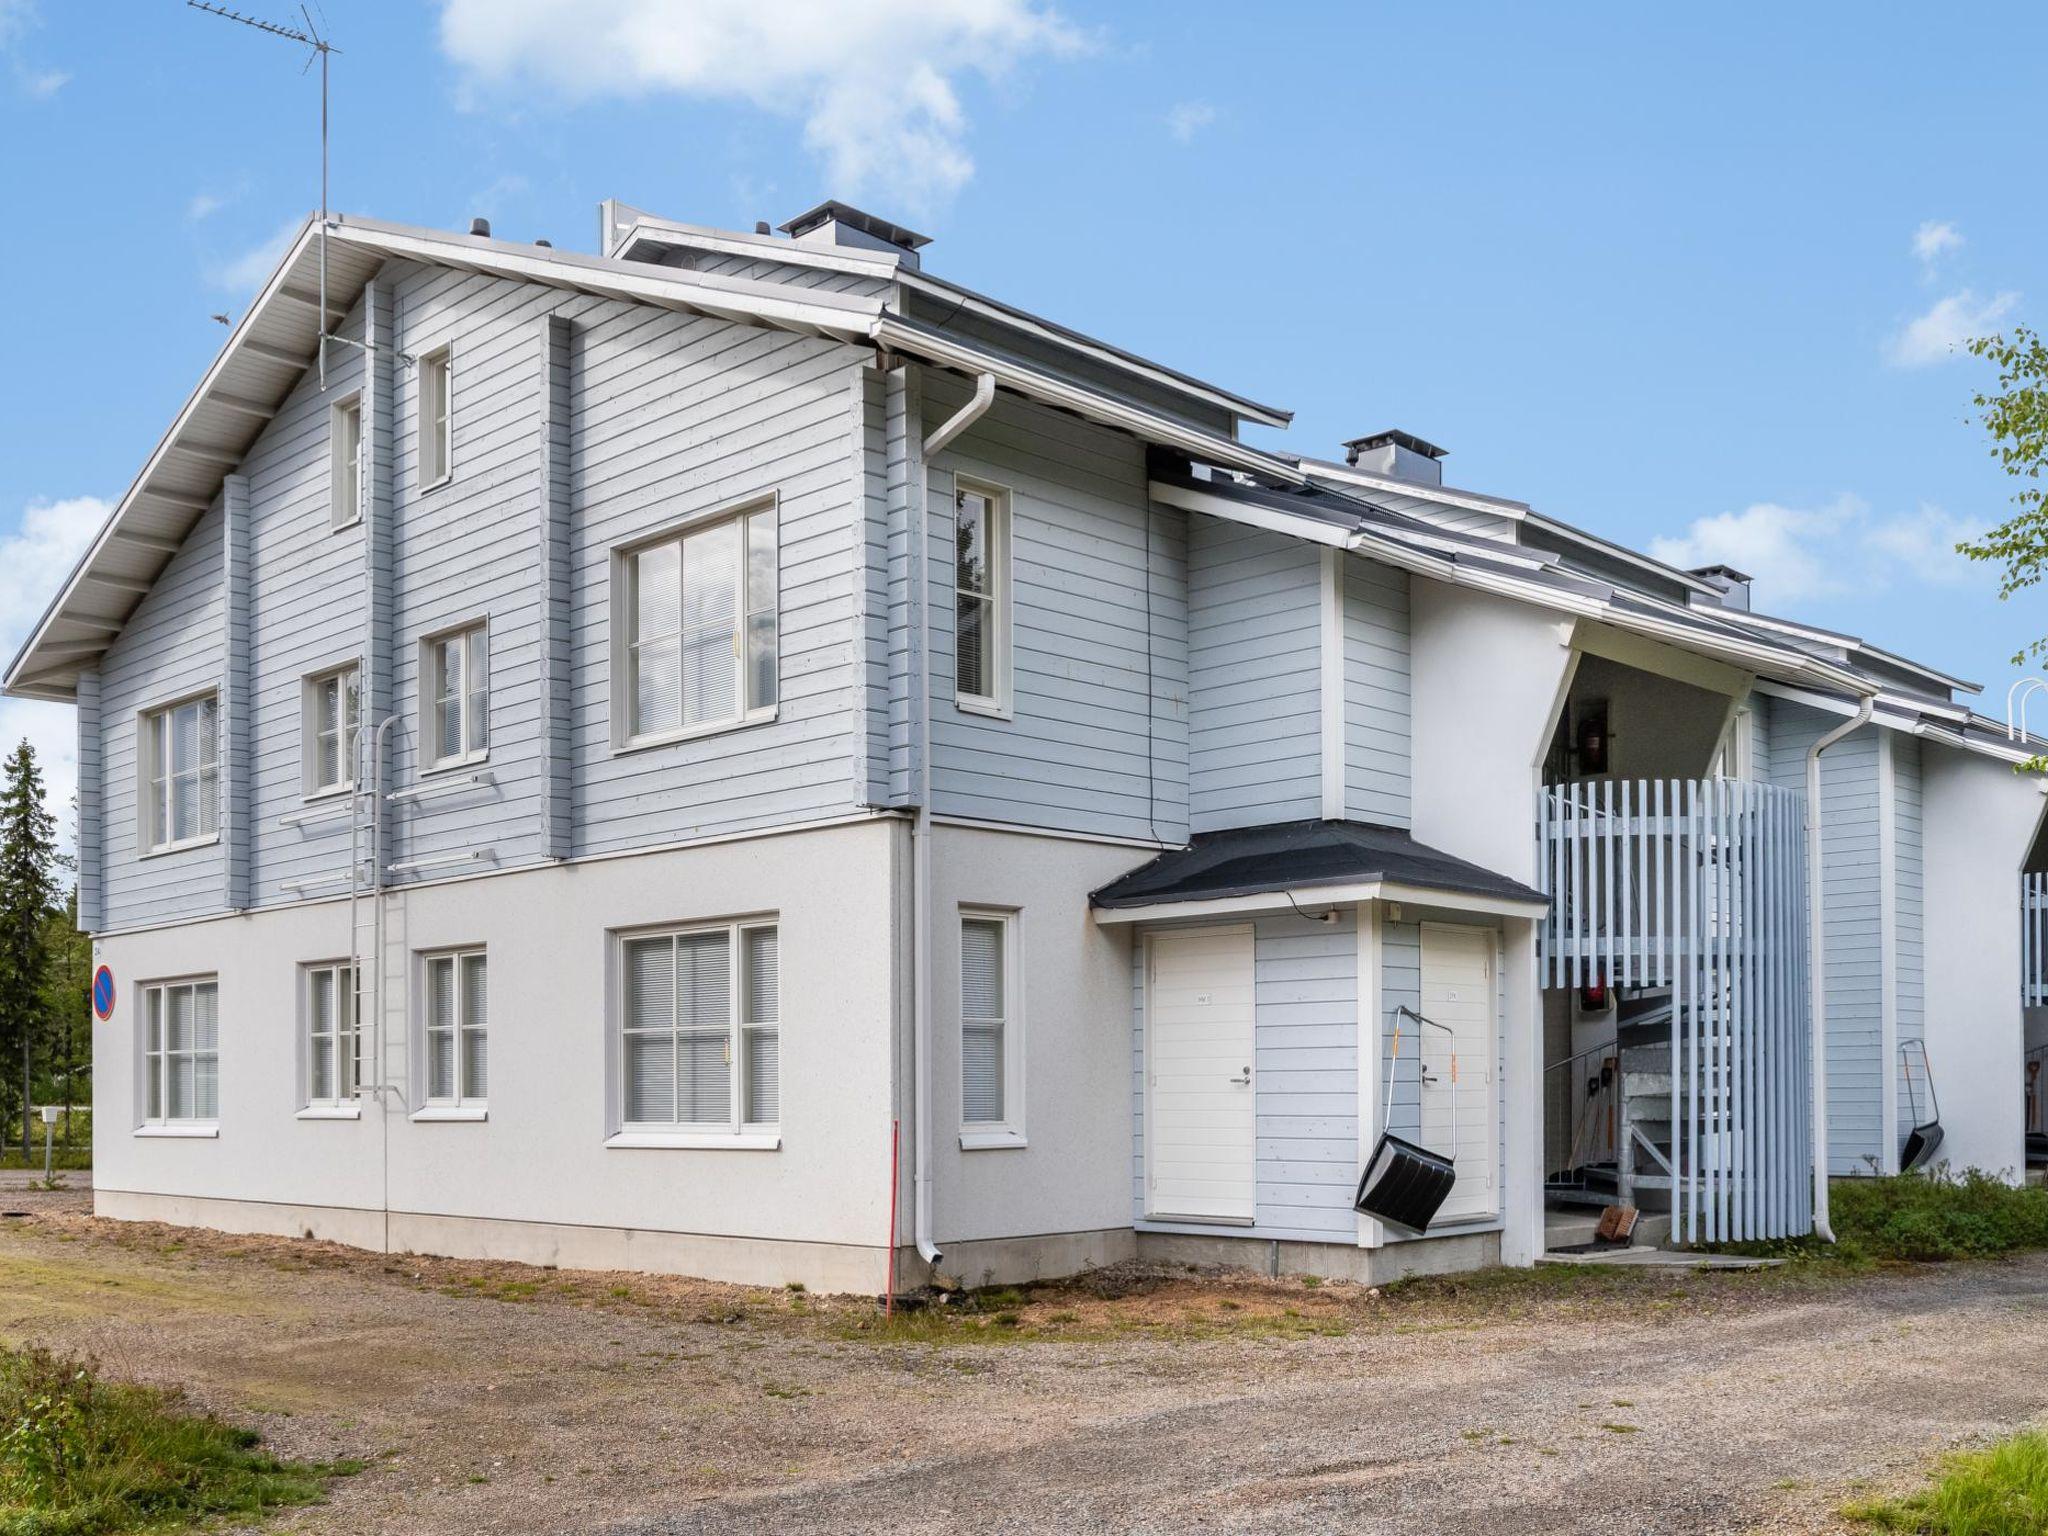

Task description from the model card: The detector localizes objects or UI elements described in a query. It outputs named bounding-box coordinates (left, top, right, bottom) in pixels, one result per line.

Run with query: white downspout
left=912, top=369, right=997, bottom=1273
left=1807, top=693, right=1874, bottom=1242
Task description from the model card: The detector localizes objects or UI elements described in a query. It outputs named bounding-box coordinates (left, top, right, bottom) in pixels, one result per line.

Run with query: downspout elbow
left=1806, top=692, right=1875, bottom=1244
left=923, top=371, right=995, bottom=458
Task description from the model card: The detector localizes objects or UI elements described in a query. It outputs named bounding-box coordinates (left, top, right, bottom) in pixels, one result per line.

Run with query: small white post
left=38, top=1105, right=57, bottom=1183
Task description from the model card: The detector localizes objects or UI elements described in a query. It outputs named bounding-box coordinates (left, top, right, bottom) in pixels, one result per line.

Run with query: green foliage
left=1831, top=1171, right=2048, bottom=1262
left=0, top=743, right=61, bottom=1158
left=1846, top=1429, right=2048, bottom=1534
left=1962, top=327, right=2048, bottom=669
left=0, top=1347, right=349, bottom=1534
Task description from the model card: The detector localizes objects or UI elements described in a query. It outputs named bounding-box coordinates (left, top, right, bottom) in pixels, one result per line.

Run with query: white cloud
left=0, top=495, right=114, bottom=857
left=0, top=0, right=34, bottom=48
left=17, top=64, right=63, bottom=98
left=0, top=0, right=65, bottom=100
left=1912, top=219, right=1963, bottom=269
left=1164, top=100, right=1214, bottom=143
left=186, top=191, right=229, bottom=223
left=1649, top=494, right=1984, bottom=607
left=1884, top=288, right=2019, bottom=368
left=437, top=0, right=1090, bottom=211
left=208, top=216, right=301, bottom=295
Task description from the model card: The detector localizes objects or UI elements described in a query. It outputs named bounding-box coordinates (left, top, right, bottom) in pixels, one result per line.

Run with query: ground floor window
left=423, top=949, right=488, bottom=1105
left=143, top=977, right=219, bottom=1124
left=619, top=920, right=778, bottom=1134
left=303, top=961, right=360, bottom=1105
left=960, top=909, right=1023, bottom=1144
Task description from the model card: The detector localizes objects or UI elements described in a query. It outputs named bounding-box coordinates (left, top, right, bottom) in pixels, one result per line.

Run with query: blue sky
left=0, top=0, right=2042, bottom=826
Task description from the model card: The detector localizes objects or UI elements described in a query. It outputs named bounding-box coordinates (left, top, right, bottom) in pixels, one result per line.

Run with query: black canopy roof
left=1091, top=819, right=1549, bottom=912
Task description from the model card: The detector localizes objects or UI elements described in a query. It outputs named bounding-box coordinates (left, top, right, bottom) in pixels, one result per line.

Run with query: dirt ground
left=2, top=1183, right=2046, bottom=1535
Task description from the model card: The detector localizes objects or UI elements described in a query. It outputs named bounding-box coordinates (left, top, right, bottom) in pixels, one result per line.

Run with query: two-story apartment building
left=8, top=199, right=2042, bottom=1291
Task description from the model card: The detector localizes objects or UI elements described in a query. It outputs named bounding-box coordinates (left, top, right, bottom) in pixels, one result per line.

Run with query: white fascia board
left=1304, top=460, right=1532, bottom=520
left=1093, top=880, right=1549, bottom=926
left=1520, top=511, right=1726, bottom=599
left=6, top=215, right=325, bottom=697
left=1147, top=480, right=1347, bottom=545
left=613, top=215, right=901, bottom=277
left=328, top=221, right=882, bottom=340
left=879, top=319, right=1307, bottom=486
left=1718, top=608, right=1979, bottom=697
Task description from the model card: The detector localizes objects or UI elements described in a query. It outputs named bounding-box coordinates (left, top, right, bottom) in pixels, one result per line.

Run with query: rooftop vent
left=469, top=217, right=491, bottom=238
left=1342, top=429, right=1447, bottom=487
left=778, top=200, right=931, bottom=269
left=1689, top=564, right=1753, bottom=611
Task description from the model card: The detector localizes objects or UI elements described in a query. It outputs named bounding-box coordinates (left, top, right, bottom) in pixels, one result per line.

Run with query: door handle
left=1228, top=1066, right=1251, bottom=1086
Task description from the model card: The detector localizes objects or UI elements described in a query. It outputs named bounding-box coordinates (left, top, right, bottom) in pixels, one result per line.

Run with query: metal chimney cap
left=1341, top=428, right=1448, bottom=462
left=469, top=217, right=491, bottom=238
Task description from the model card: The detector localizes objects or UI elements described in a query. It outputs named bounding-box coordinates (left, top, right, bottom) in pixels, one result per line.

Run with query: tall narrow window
left=330, top=395, right=363, bottom=529
left=954, top=485, right=1007, bottom=709
left=304, top=665, right=360, bottom=795
left=618, top=503, right=777, bottom=746
left=419, top=346, right=452, bottom=486
left=143, top=978, right=219, bottom=1124
left=143, top=694, right=219, bottom=853
left=303, top=961, right=360, bottom=1106
left=423, top=949, right=487, bottom=1105
left=619, top=921, right=779, bottom=1135
left=423, top=623, right=488, bottom=767
left=960, top=911, right=1019, bottom=1138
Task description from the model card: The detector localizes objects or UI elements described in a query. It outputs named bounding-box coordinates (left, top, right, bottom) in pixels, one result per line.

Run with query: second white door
left=1146, top=926, right=1256, bottom=1223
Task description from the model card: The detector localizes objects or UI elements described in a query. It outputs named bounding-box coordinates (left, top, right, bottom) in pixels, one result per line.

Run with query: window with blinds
left=954, top=484, right=1008, bottom=711
left=618, top=503, right=778, bottom=746
left=619, top=921, right=778, bottom=1133
left=143, top=694, right=219, bottom=852
left=422, top=623, right=488, bottom=768
left=423, top=949, right=488, bottom=1105
left=960, top=912, right=1017, bottom=1135
left=304, top=664, right=360, bottom=795
left=143, top=978, right=219, bottom=1124
left=303, top=961, right=360, bottom=1105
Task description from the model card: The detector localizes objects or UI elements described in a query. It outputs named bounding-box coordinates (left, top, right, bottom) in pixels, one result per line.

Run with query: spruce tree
left=0, top=741, right=59, bottom=1159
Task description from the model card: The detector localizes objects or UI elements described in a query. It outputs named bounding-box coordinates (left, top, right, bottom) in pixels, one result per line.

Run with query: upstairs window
left=330, top=394, right=363, bottom=529
left=143, top=977, right=219, bottom=1124
left=422, top=623, right=488, bottom=769
left=303, top=664, right=361, bottom=796
left=418, top=346, right=452, bottom=487
left=954, top=483, right=1009, bottom=712
left=616, top=501, right=777, bottom=748
left=619, top=920, right=779, bottom=1134
left=143, top=694, right=219, bottom=853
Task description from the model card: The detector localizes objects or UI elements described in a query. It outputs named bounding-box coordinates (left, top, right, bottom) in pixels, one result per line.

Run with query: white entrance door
left=1146, top=926, right=1256, bottom=1223
left=1419, top=922, right=1498, bottom=1222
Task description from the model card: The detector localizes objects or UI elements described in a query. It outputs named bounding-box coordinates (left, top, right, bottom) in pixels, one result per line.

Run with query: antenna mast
left=188, top=2, right=341, bottom=386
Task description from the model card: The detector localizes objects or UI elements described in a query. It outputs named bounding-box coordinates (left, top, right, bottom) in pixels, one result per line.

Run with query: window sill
left=421, top=473, right=454, bottom=496
left=296, top=1105, right=362, bottom=1121
left=411, top=1105, right=488, bottom=1123
left=331, top=515, right=363, bottom=534
left=135, top=1124, right=219, bottom=1139
left=139, top=834, right=221, bottom=861
left=955, top=696, right=1012, bottom=722
left=959, top=1128, right=1027, bottom=1151
left=613, top=707, right=778, bottom=758
left=301, top=784, right=355, bottom=805
left=605, top=1130, right=781, bottom=1152
left=419, top=751, right=489, bottom=778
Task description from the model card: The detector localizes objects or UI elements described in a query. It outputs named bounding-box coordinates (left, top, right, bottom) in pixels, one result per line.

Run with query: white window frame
left=419, top=621, right=488, bottom=771
left=329, top=392, right=364, bottom=530
left=958, top=907, right=1025, bottom=1149
left=952, top=479, right=1012, bottom=719
left=418, top=344, right=453, bottom=490
left=608, top=496, right=779, bottom=753
left=138, top=975, right=220, bottom=1133
left=1714, top=704, right=1757, bottom=782
left=607, top=917, right=781, bottom=1151
left=416, top=946, right=488, bottom=1117
left=138, top=691, right=221, bottom=856
left=298, top=960, right=362, bottom=1117
left=301, top=663, right=361, bottom=799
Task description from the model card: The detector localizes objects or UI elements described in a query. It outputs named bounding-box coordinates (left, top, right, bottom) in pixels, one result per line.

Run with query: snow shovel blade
left=1900, top=1120, right=1944, bottom=1174
left=1354, top=1130, right=1456, bottom=1234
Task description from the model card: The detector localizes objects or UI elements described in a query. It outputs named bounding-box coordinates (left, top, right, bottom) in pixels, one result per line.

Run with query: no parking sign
left=92, top=965, right=115, bottom=1022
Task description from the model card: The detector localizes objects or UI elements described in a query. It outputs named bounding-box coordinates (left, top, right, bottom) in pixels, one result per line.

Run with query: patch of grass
left=0, top=1345, right=355, bottom=1534
left=1716, top=1174, right=2048, bottom=1266
left=1599, top=1422, right=1639, bottom=1435
left=1845, top=1429, right=2048, bottom=1533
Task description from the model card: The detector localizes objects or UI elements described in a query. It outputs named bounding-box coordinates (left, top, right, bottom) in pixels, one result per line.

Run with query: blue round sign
left=92, top=965, right=115, bottom=1022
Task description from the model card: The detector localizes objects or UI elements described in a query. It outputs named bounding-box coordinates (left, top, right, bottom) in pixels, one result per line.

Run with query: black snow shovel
left=1899, top=1039, right=1944, bottom=1174
left=1355, top=1006, right=1459, bottom=1234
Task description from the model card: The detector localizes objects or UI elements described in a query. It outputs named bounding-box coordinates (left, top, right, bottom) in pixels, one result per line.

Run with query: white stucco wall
left=1920, top=745, right=2048, bottom=1181
left=93, top=820, right=899, bottom=1288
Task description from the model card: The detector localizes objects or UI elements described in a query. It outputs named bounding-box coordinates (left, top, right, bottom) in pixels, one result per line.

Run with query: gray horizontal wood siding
left=1187, top=514, right=1321, bottom=832
left=1343, top=555, right=1411, bottom=827
left=923, top=373, right=1189, bottom=842
left=1894, top=733, right=1926, bottom=1138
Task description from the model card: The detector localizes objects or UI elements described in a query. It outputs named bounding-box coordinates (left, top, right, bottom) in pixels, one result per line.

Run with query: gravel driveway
left=1, top=1188, right=2044, bottom=1535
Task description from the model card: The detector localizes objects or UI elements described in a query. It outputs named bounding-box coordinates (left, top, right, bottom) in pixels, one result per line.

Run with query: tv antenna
left=188, top=2, right=343, bottom=385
